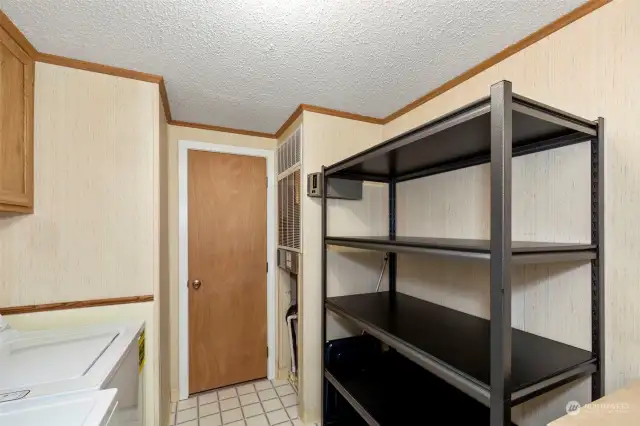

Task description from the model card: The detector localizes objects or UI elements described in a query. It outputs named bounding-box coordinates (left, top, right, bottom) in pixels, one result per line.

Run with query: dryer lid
left=0, top=329, right=120, bottom=389
left=0, top=389, right=117, bottom=426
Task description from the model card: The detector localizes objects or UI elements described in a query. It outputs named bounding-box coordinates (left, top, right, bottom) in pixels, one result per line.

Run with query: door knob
left=191, top=279, right=202, bottom=290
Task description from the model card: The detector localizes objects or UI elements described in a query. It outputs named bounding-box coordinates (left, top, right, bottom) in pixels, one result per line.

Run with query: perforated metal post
left=591, top=118, right=605, bottom=399
left=490, top=81, right=513, bottom=426
left=389, top=179, right=397, bottom=297
left=320, top=166, right=328, bottom=425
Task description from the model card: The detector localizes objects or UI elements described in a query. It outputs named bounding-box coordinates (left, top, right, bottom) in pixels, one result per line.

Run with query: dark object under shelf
left=326, top=236, right=596, bottom=263
left=327, top=291, right=596, bottom=406
left=325, top=336, right=518, bottom=426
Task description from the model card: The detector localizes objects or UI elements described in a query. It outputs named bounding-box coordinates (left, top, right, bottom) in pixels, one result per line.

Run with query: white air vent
left=277, top=127, right=301, bottom=176
left=278, top=126, right=301, bottom=251
left=278, top=169, right=301, bottom=250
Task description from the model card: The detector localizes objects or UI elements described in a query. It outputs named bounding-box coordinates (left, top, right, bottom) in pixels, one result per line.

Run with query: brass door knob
left=192, top=279, right=202, bottom=290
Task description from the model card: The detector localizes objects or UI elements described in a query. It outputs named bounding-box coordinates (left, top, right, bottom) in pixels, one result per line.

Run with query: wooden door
left=188, top=150, right=268, bottom=394
left=0, top=24, right=34, bottom=213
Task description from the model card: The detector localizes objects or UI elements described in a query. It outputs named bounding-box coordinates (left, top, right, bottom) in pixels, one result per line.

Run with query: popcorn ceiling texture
left=0, top=0, right=585, bottom=132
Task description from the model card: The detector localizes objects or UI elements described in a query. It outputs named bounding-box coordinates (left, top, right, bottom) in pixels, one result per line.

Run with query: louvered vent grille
left=277, top=127, right=301, bottom=175
left=277, top=127, right=301, bottom=250
left=278, top=170, right=301, bottom=250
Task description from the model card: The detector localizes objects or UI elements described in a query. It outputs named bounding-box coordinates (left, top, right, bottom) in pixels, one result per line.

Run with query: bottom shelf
left=325, top=339, right=517, bottom=426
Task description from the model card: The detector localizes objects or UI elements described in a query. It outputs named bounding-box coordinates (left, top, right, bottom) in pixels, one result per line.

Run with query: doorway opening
left=178, top=140, right=276, bottom=400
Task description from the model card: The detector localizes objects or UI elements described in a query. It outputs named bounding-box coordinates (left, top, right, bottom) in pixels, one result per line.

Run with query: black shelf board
left=326, top=291, right=597, bottom=407
left=326, top=236, right=597, bottom=263
left=326, top=350, right=518, bottom=426
left=324, top=93, right=597, bottom=182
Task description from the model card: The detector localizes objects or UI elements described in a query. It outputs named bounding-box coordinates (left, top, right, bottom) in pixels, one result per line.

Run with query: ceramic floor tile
left=246, top=414, right=269, bottom=426
left=291, top=420, right=304, bottom=426
left=236, top=383, right=256, bottom=395
left=176, top=407, right=197, bottom=424
left=240, top=393, right=259, bottom=406
left=275, top=385, right=294, bottom=397
left=226, top=421, right=246, bottom=426
left=200, top=402, right=220, bottom=417
left=199, top=391, right=218, bottom=405
left=218, top=388, right=239, bottom=400
left=258, top=389, right=277, bottom=401
left=273, top=422, right=291, bottom=426
left=279, top=394, right=297, bottom=408
left=221, top=408, right=244, bottom=424
left=242, top=402, right=263, bottom=418
left=261, top=398, right=283, bottom=413
left=177, top=421, right=197, bottom=426
left=253, top=380, right=273, bottom=391
left=178, top=397, right=197, bottom=411
left=266, top=409, right=288, bottom=425
left=285, top=405, right=298, bottom=420
left=200, top=414, right=222, bottom=426
left=220, top=397, right=240, bottom=411
left=270, top=379, right=289, bottom=387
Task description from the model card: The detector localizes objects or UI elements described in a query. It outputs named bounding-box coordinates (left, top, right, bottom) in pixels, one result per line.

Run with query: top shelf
left=325, top=90, right=598, bottom=182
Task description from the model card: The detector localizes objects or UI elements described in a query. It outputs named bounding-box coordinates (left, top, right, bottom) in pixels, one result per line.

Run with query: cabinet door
left=0, top=25, right=33, bottom=213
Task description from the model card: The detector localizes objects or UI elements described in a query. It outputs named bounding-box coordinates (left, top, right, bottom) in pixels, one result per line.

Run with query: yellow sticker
left=138, top=330, right=145, bottom=373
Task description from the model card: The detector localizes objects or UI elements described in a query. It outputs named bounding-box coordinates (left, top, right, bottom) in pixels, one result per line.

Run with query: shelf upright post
left=490, top=81, right=513, bottom=426
left=320, top=166, right=328, bottom=426
left=591, top=118, right=605, bottom=399
left=389, top=178, right=397, bottom=298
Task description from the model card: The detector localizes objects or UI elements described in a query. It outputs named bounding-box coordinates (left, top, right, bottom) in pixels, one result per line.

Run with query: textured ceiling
left=1, top=0, right=586, bottom=133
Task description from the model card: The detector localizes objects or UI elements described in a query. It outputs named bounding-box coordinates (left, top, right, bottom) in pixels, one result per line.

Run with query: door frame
left=178, top=140, right=276, bottom=400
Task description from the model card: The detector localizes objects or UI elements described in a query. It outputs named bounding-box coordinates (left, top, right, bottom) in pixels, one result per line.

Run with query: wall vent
left=277, top=127, right=301, bottom=176
left=277, top=127, right=302, bottom=251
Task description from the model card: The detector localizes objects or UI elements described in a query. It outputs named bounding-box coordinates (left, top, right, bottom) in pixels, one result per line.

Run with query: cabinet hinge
left=266, top=346, right=269, bottom=357
left=266, top=262, right=269, bottom=273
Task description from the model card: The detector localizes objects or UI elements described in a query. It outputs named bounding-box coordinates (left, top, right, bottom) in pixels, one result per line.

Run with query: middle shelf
left=326, top=291, right=597, bottom=406
left=326, top=235, right=596, bottom=263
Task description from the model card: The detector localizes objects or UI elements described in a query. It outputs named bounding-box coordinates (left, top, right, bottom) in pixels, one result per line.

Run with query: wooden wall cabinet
left=0, top=24, right=34, bottom=213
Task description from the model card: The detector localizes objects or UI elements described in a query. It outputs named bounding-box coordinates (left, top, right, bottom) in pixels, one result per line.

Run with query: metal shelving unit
left=320, top=80, right=604, bottom=426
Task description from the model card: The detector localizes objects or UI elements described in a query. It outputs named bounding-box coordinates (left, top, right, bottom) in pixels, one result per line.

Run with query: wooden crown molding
left=274, top=104, right=382, bottom=139
left=2, top=0, right=611, bottom=139
left=36, top=52, right=163, bottom=83
left=159, top=78, right=172, bottom=122
left=0, top=295, right=154, bottom=316
left=0, top=9, right=37, bottom=57
left=381, top=0, right=612, bottom=123
left=169, top=119, right=275, bottom=139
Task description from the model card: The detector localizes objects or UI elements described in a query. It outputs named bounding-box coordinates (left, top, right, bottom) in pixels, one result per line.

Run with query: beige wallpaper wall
left=0, top=62, right=163, bottom=425
left=166, top=124, right=277, bottom=398
left=0, top=62, right=159, bottom=306
left=299, top=111, right=383, bottom=422
left=299, top=1, right=638, bottom=424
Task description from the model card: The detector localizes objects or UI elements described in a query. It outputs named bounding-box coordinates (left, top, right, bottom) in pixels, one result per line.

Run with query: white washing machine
left=0, top=389, right=118, bottom=426
left=0, top=317, right=144, bottom=426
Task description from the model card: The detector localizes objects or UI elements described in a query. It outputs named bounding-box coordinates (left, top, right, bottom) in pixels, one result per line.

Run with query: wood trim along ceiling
left=0, top=9, right=36, bottom=57
left=35, top=52, right=163, bottom=84
left=1, top=0, right=612, bottom=136
left=171, top=119, right=274, bottom=139
left=381, top=0, right=612, bottom=123
left=0, top=295, right=155, bottom=316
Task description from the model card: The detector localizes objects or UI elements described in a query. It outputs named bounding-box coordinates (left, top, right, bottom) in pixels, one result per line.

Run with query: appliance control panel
left=0, top=390, right=29, bottom=403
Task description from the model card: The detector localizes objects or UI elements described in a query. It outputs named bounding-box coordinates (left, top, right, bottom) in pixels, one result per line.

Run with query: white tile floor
left=171, top=379, right=306, bottom=426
